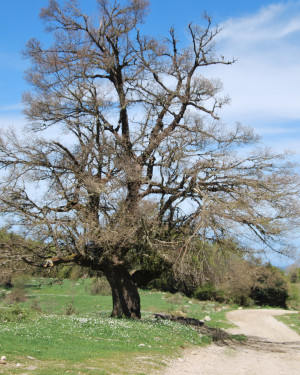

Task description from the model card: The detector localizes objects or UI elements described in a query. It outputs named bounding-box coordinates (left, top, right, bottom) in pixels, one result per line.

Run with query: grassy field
left=1, top=278, right=299, bottom=374
left=0, top=278, right=233, bottom=375
left=276, top=312, right=300, bottom=335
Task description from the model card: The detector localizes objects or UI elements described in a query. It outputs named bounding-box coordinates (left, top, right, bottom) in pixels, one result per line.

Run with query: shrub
left=193, top=260, right=289, bottom=308
left=12, top=274, right=30, bottom=288
left=164, top=292, right=186, bottom=305
left=193, top=283, right=225, bottom=302
left=148, top=269, right=198, bottom=296
left=5, top=288, right=27, bottom=304
left=69, top=265, right=87, bottom=280
left=250, top=266, right=289, bottom=308
left=4, top=274, right=30, bottom=304
left=65, top=299, right=77, bottom=315
left=218, top=259, right=255, bottom=306
left=0, top=274, right=13, bottom=288
left=90, top=278, right=111, bottom=296
left=30, top=299, right=43, bottom=312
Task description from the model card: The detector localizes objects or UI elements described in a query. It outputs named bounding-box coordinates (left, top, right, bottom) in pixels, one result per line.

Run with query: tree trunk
left=103, top=264, right=141, bottom=319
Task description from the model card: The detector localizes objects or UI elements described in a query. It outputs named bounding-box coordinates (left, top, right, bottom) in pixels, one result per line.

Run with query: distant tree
left=0, top=0, right=299, bottom=318
left=0, top=229, right=36, bottom=286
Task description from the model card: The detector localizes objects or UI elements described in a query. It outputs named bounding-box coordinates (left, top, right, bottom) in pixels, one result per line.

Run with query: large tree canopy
left=0, top=0, right=299, bottom=317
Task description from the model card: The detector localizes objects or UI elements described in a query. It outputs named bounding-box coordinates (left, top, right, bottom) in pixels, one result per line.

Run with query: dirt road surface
left=160, top=309, right=300, bottom=375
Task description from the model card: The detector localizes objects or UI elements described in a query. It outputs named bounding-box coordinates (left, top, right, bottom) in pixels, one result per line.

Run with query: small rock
left=26, top=356, right=36, bottom=360
left=188, top=301, right=193, bottom=304
left=138, top=343, right=145, bottom=347
left=0, top=356, right=6, bottom=365
left=204, top=316, right=211, bottom=321
left=238, top=307, right=243, bottom=310
left=16, top=363, right=22, bottom=367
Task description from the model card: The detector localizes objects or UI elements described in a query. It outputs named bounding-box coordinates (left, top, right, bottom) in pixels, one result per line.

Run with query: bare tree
left=0, top=0, right=299, bottom=318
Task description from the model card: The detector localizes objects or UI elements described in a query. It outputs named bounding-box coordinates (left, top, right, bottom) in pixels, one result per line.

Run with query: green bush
left=229, top=293, right=254, bottom=307
left=193, top=283, right=225, bottom=302
left=250, top=266, right=289, bottom=308
left=149, top=269, right=200, bottom=297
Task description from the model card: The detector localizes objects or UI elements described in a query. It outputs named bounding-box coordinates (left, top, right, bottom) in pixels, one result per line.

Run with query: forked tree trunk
left=103, top=264, right=141, bottom=318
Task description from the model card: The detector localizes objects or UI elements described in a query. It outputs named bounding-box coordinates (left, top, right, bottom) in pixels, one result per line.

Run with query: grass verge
left=0, top=278, right=235, bottom=374
left=276, top=311, right=300, bottom=335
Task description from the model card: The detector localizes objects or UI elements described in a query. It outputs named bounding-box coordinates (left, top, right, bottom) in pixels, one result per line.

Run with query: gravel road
left=160, top=309, right=300, bottom=375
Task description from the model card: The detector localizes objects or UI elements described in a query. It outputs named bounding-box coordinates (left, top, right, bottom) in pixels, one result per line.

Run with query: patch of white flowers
left=0, top=313, right=203, bottom=350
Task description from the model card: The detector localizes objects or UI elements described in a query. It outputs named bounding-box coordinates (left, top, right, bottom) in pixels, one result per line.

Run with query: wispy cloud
left=207, top=1, right=300, bottom=129
left=219, top=2, right=300, bottom=43
left=0, top=103, right=23, bottom=112
left=258, top=125, right=300, bottom=135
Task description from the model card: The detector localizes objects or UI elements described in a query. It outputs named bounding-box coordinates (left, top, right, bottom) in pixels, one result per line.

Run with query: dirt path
left=159, top=309, right=300, bottom=375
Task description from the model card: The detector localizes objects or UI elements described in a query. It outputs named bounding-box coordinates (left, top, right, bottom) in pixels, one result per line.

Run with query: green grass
left=0, top=310, right=205, bottom=374
left=276, top=312, right=300, bottom=335
left=23, top=278, right=113, bottom=315
left=2, top=277, right=299, bottom=374
left=277, top=282, right=300, bottom=333
left=0, top=278, right=234, bottom=375
left=140, top=290, right=234, bottom=329
left=287, top=283, right=300, bottom=310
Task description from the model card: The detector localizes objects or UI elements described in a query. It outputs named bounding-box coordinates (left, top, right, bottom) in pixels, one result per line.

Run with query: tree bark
left=103, top=264, right=141, bottom=318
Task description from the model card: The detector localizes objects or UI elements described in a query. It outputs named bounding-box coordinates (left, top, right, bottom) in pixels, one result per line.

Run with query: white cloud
left=205, top=1, right=300, bottom=133
left=219, top=2, right=300, bottom=43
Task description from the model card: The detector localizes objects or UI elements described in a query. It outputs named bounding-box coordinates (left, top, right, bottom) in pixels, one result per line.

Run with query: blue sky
left=0, top=0, right=299, bottom=266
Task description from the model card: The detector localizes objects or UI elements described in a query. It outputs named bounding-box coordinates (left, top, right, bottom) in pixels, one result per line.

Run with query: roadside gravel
left=159, top=309, right=300, bottom=375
